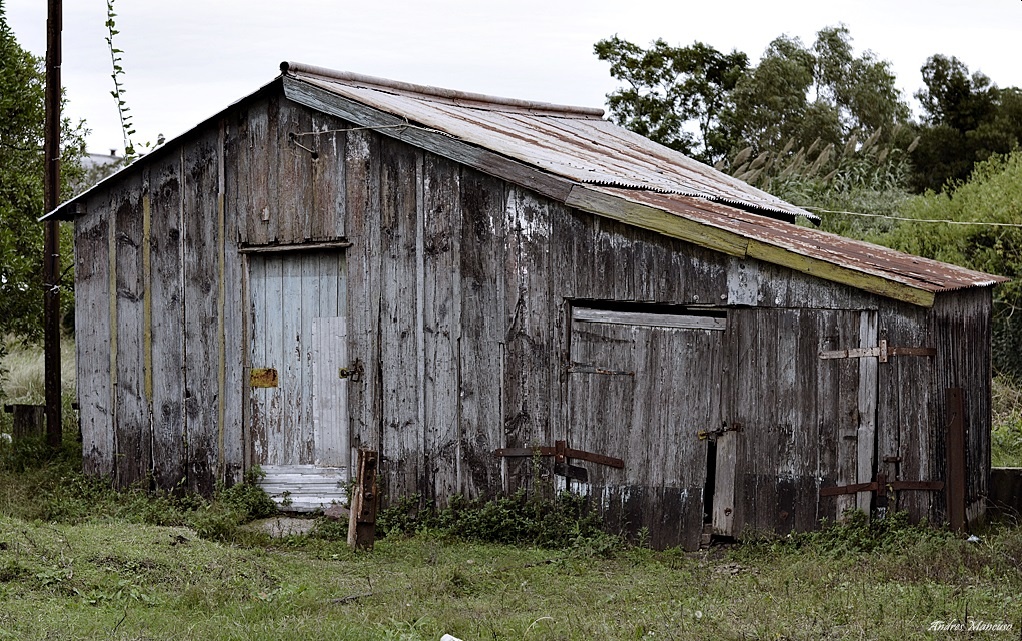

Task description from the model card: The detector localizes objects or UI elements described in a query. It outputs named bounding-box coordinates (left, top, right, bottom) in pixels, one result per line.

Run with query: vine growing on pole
left=105, top=0, right=136, bottom=158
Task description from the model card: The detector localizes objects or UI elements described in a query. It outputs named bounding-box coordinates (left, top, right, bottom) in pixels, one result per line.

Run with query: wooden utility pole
left=43, top=0, right=63, bottom=448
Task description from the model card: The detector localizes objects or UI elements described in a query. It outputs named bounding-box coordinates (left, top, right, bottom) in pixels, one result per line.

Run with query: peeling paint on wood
left=250, top=369, right=279, bottom=388
left=69, top=83, right=996, bottom=545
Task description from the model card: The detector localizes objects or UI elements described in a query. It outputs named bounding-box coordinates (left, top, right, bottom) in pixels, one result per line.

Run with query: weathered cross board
left=493, top=440, right=624, bottom=482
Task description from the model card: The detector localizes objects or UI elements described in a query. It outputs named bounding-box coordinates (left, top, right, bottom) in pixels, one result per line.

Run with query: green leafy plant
left=378, top=489, right=612, bottom=551
left=105, top=0, right=136, bottom=158
left=753, top=509, right=952, bottom=558
left=188, top=471, right=278, bottom=541
left=992, top=376, right=1022, bottom=467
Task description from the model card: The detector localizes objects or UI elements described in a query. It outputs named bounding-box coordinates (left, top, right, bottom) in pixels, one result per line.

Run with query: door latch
left=339, top=359, right=364, bottom=382
left=698, top=421, right=743, bottom=441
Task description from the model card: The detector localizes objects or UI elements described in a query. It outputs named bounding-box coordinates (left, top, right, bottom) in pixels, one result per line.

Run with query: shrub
left=763, top=510, right=953, bottom=557
left=378, top=489, right=610, bottom=550
left=187, top=470, right=279, bottom=542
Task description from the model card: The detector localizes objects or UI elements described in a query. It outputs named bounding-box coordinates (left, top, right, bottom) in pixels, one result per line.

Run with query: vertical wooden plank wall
left=774, top=309, right=828, bottom=533
left=729, top=308, right=863, bottom=537
left=502, top=188, right=554, bottom=495
left=221, top=123, right=246, bottom=484
left=181, top=131, right=222, bottom=494
left=237, top=96, right=350, bottom=247
left=280, top=257, right=304, bottom=461
left=76, top=124, right=237, bottom=492
left=876, top=307, right=937, bottom=522
left=855, top=311, right=879, bottom=513
left=457, top=171, right=506, bottom=498
left=933, top=289, right=994, bottom=524
left=345, top=127, right=383, bottom=461
left=344, top=128, right=525, bottom=503
left=311, top=315, right=347, bottom=466
left=112, top=173, right=149, bottom=487
left=72, top=90, right=994, bottom=548
left=422, top=155, right=462, bottom=502
left=734, top=309, right=778, bottom=534
left=378, top=139, right=424, bottom=498
left=247, top=256, right=271, bottom=463
left=815, top=310, right=863, bottom=523
left=311, top=113, right=347, bottom=240
left=148, top=153, right=186, bottom=488
left=75, top=201, right=113, bottom=476
left=565, top=322, right=638, bottom=531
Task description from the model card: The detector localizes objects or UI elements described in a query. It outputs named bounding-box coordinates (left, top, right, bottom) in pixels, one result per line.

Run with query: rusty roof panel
left=595, top=187, right=1007, bottom=294
left=46, top=63, right=1006, bottom=303
left=290, top=68, right=816, bottom=222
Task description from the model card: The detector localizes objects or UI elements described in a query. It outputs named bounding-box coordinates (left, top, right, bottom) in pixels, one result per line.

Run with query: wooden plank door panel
left=248, top=250, right=349, bottom=511
left=567, top=308, right=725, bottom=550
left=312, top=315, right=348, bottom=466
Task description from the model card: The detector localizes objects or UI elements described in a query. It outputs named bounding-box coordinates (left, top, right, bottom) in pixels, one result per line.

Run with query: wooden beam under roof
left=565, top=185, right=937, bottom=307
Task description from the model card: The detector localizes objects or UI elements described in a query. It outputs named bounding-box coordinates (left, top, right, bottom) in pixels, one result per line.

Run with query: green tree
left=865, top=152, right=1022, bottom=377
left=910, top=55, right=1022, bottom=192
left=917, top=54, right=996, bottom=132
left=727, top=26, right=909, bottom=157
left=596, top=26, right=911, bottom=180
left=594, top=36, right=748, bottom=164
left=0, top=1, right=85, bottom=343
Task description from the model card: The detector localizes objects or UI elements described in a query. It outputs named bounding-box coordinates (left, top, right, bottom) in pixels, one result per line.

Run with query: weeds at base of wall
left=737, top=509, right=953, bottom=559
left=377, top=489, right=623, bottom=555
left=0, top=440, right=280, bottom=543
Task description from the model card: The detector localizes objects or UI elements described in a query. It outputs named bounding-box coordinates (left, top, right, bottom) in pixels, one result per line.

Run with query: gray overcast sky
left=6, top=1, right=1022, bottom=156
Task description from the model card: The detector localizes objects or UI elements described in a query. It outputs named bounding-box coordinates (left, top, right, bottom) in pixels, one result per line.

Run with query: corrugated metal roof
left=46, top=63, right=1006, bottom=304
left=588, top=187, right=1007, bottom=295
left=280, top=64, right=1006, bottom=302
left=283, top=63, right=817, bottom=223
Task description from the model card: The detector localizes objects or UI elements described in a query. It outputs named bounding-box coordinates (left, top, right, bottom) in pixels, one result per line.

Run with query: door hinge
left=821, top=472, right=943, bottom=509
left=339, top=359, right=364, bottom=382
left=819, top=338, right=935, bottom=363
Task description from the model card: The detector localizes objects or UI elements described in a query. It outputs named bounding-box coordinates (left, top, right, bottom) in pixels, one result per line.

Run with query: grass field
left=0, top=439, right=1020, bottom=640
left=2, top=341, right=1021, bottom=640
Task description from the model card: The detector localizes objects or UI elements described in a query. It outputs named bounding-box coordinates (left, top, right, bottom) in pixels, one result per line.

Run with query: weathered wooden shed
left=47, top=62, right=1006, bottom=549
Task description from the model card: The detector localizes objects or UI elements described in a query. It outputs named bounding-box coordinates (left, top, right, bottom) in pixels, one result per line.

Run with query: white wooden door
left=248, top=251, right=349, bottom=510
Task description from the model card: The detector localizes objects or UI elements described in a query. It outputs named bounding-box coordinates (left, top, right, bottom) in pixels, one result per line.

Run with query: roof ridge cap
left=280, top=61, right=605, bottom=118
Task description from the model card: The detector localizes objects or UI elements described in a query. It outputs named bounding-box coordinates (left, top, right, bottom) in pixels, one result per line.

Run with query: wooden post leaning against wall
left=348, top=449, right=379, bottom=550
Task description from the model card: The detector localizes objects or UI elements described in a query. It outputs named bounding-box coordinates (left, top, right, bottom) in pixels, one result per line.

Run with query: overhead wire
left=803, top=206, right=1022, bottom=228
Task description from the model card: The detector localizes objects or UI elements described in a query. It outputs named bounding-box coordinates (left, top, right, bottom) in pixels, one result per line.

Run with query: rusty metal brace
left=493, top=440, right=624, bottom=482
